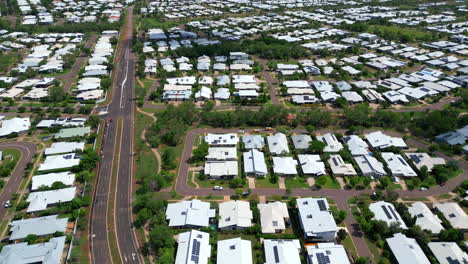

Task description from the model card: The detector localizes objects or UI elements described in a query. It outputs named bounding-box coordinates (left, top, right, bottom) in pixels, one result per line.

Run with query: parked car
left=4, top=200, right=11, bottom=208
left=213, top=186, right=223, bottom=190
left=419, top=187, right=428, bottom=191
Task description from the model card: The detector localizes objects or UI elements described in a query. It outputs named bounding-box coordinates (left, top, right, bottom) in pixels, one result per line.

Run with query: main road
left=90, top=6, right=142, bottom=264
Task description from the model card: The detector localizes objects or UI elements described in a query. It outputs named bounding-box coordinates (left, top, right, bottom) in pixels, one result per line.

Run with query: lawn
left=341, top=234, right=358, bottom=260
left=401, top=197, right=430, bottom=202
left=135, top=113, right=159, bottom=181
left=255, top=177, right=279, bottom=188
left=1, top=148, right=22, bottom=167
left=194, top=177, right=235, bottom=189
left=387, top=182, right=403, bottom=190
left=285, top=177, right=309, bottom=188
left=0, top=52, right=18, bottom=73
left=435, top=193, right=452, bottom=200
left=319, top=175, right=340, bottom=189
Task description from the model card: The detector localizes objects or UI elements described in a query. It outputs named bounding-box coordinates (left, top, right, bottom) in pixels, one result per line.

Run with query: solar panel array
left=273, top=246, right=280, bottom=263
left=388, top=205, right=399, bottom=220
left=191, top=239, right=201, bottom=264
left=381, top=205, right=392, bottom=219
left=317, top=200, right=327, bottom=211
left=316, top=253, right=331, bottom=264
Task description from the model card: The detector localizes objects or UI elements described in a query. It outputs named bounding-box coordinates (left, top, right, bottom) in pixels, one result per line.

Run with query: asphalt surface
left=175, top=127, right=467, bottom=258
left=90, top=6, right=142, bottom=264
left=0, top=142, right=36, bottom=220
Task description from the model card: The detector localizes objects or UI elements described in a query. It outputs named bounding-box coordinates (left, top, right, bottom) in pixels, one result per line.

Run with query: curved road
left=0, top=142, right=37, bottom=220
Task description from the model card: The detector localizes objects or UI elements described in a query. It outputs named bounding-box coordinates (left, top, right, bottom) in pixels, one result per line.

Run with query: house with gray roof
left=297, top=155, right=325, bottom=176
left=243, top=149, right=267, bottom=177
left=273, top=157, right=297, bottom=176
left=404, top=152, right=445, bottom=172
left=317, top=133, right=343, bottom=153
left=0, top=236, right=65, bottom=264
left=382, top=152, right=417, bottom=177
left=354, top=155, right=386, bottom=178
left=428, top=242, right=468, bottom=264
left=297, top=198, right=337, bottom=241
left=9, top=215, right=68, bottom=240
left=54, top=127, right=91, bottom=139
left=166, top=200, right=216, bottom=228
left=242, top=135, right=264, bottom=150
left=267, top=133, right=289, bottom=155
left=26, top=187, right=76, bottom=212
left=386, top=233, right=430, bottom=264
left=291, top=134, right=312, bottom=150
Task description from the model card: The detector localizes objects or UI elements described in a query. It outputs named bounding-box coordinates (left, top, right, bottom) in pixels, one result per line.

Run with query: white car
left=4, top=200, right=11, bottom=208
left=213, top=186, right=223, bottom=190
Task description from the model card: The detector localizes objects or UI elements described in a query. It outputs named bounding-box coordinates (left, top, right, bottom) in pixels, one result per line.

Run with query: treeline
left=14, top=21, right=121, bottom=34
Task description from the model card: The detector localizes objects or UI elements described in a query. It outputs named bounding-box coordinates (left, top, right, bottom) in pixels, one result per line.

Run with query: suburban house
left=272, top=157, right=298, bottom=176
left=328, top=155, right=357, bottom=176
left=242, top=135, right=265, bottom=149
left=243, top=149, right=268, bottom=177
left=404, top=152, right=445, bottom=172
left=9, top=215, right=68, bottom=241
left=267, top=133, right=290, bottom=155
left=434, top=203, right=468, bottom=229
left=0, top=236, right=65, bottom=263
left=263, top=239, right=301, bottom=264
left=44, top=142, right=85, bottom=156
left=408, top=202, right=444, bottom=234
left=217, top=238, right=252, bottom=264
left=175, top=230, right=211, bottom=264
left=369, top=201, right=408, bottom=229
left=306, top=243, right=350, bottom=264
left=258, top=202, right=290, bottom=233
left=297, top=198, right=337, bottom=241
left=297, top=155, right=326, bottom=176
left=316, top=133, right=343, bottom=152
left=205, top=133, right=239, bottom=147
left=206, top=147, right=237, bottom=161
left=38, top=153, right=81, bottom=172
left=166, top=200, right=216, bottom=228
left=428, top=242, right=468, bottom=264
left=343, top=135, right=370, bottom=156
left=365, top=131, right=407, bottom=149
left=218, top=201, right=253, bottom=230
left=354, top=155, right=386, bottom=178
left=204, top=160, right=238, bottom=178
left=31, top=171, right=75, bottom=191
left=386, top=233, right=430, bottom=264
left=26, top=187, right=76, bottom=213
left=291, top=134, right=312, bottom=150
left=381, top=152, right=418, bottom=177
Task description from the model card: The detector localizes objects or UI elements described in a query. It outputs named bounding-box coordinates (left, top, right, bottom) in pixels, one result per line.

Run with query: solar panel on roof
left=388, top=205, right=399, bottom=220
left=273, top=246, right=280, bottom=263
left=381, top=205, right=393, bottom=219
left=316, top=253, right=331, bottom=264
left=317, top=200, right=327, bottom=211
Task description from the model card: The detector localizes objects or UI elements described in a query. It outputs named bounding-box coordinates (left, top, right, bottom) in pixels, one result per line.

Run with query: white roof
left=0, top=236, right=65, bottom=264
left=263, top=239, right=301, bottom=264
left=44, top=142, right=85, bottom=155
left=206, top=147, right=237, bottom=161
left=26, top=187, right=76, bottom=212
left=272, top=157, right=297, bottom=175
left=297, top=198, right=337, bottom=237
left=382, top=152, right=418, bottom=177
left=232, top=75, right=256, bottom=83
left=404, top=152, right=445, bottom=172
left=205, top=133, right=239, bottom=146
left=317, top=133, right=343, bottom=152
left=0, top=117, right=30, bottom=137
left=243, top=149, right=267, bottom=176
left=38, top=153, right=80, bottom=171
left=242, top=135, right=264, bottom=149
left=175, top=230, right=211, bottom=264
left=258, top=202, right=289, bottom=233
left=204, top=161, right=238, bottom=177
left=267, top=133, right=289, bottom=155
left=31, top=171, right=75, bottom=191
left=434, top=203, right=468, bottom=229
left=9, top=215, right=68, bottom=240
left=297, top=154, right=325, bottom=176
left=328, top=155, right=357, bottom=176
left=369, top=201, right=408, bottom=229
left=343, top=135, right=370, bottom=156
left=306, top=243, right=350, bottom=264
left=217, top=238, right=252, bottom=264
left=365, top=131, right=407, bottom=149
left=166, top=200, right=216, bottom=228
left=428, top=242, right=468, bottom=264
left=219, top=201, right=253, bottom=229
left=386, top=233, right=430, bottom=264
left=354, top=155, right=386, bottom=177
left=408, top=202, right=444, bottom=234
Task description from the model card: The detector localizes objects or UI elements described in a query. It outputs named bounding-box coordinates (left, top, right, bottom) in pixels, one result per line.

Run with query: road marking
left=120, top=61, right=129, bottom=109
